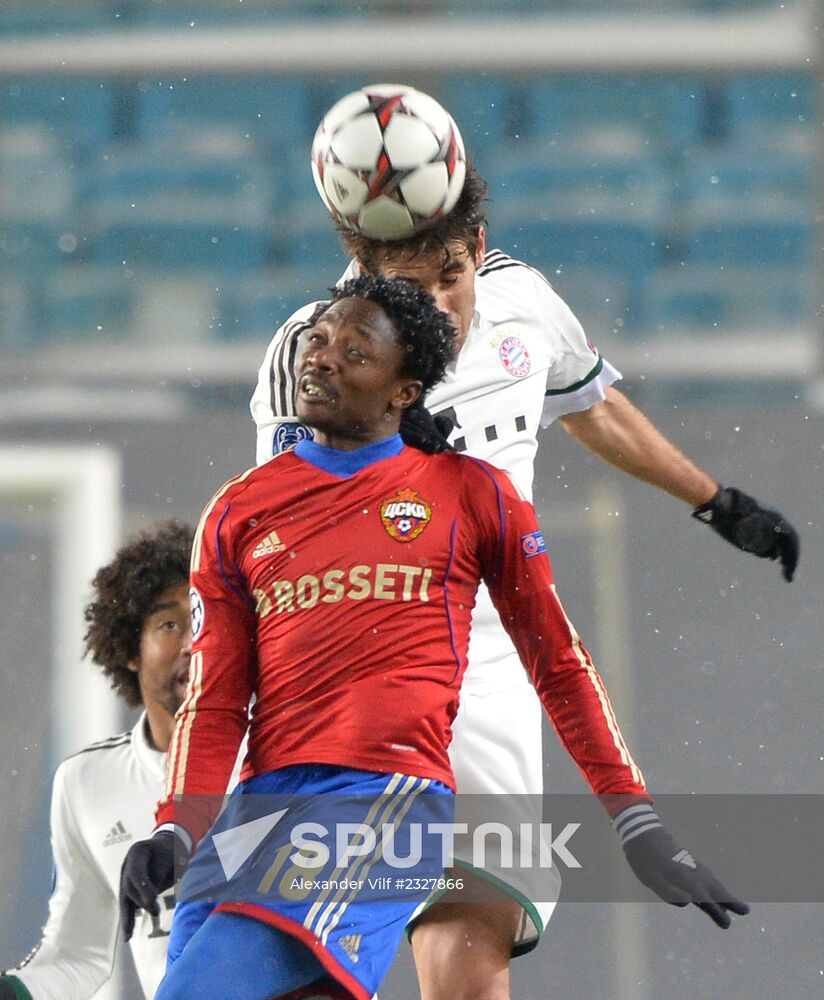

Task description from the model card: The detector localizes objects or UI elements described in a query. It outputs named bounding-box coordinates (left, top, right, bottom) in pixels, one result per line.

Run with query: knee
left=411, top=900, right=520, bottom=1000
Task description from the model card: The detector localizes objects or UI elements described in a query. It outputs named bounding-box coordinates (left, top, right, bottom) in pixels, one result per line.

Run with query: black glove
left=693, top=486, right=799, bottom=582
left=400, top=402, right=454, bottom=454
left=0, top=977, right=32, bottom=1000
left=119, top=830, right=188, bottom=941
left=613, top=804, right=749, bottom=929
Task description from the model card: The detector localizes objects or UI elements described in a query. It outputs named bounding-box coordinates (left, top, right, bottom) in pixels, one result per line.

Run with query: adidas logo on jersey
left=338, top=933, right=361, bottom=962
left=252, top=530, right=286, bottom=558
left=103, top=820, right=132, bottom=848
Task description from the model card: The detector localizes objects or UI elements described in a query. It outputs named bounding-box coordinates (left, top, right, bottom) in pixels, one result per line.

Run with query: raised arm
left=559, top=386, right=799, bottom=580
left=559, top=385, right=717, bottom=504
left=471, top=460, right=748, bottom=927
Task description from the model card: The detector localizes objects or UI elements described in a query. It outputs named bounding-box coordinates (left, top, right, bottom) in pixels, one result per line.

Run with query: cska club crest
left=380, top=488, right=432, bottom=543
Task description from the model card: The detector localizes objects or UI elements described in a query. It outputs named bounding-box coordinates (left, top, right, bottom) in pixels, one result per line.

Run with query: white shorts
left=410, top=657, right=559, bottom=956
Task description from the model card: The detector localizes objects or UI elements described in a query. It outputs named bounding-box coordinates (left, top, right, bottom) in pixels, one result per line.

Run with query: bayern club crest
left=498, top=336, right=531, bottom=378
left=380, top=488, right=432, bottom=543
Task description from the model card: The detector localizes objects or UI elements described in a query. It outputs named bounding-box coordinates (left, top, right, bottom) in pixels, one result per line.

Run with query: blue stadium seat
left=0, top=220, right=66, bottom=274
left=645, top=264, right=809, bottom=332
left=522, top=75, right=707, bottom=150
left=492, top=197, right=659, bottom=331
left=544, top=264, right=633, bottom=340
left=83, top=132, right=275, bottom=272
left=41, top=265, right=134, bottom=343
left=129, top=0, right=347, bottom=28
left=279, top=198, right=350, bottom=272
left=483, top=136, right=666, bottom=204
left=215, top=267, right=332, bottom=341
left=673, top=147, right=812, bottom=206
left=726, top=74, right=814, bottom=143
left=440, top=76, right=514, bottom=155
left=83, top=134, right=270, bottom=203
left=684, top=216, right=812, bottom=267
left=137, top=77, right=314, bottom=156
left=0, top=127, right=77, bottom=275
left=0, top=79, right=116, bottom=156
left=0, top=274, right=38, bottom=349
left=91, top=211, right=271, bottom=272
left=0, top=0, right=110, bottom=34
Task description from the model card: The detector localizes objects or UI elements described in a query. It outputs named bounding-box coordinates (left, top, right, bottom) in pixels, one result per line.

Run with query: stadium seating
left=0, top=79, right=116, bottom=157
left=725, top=74, right=815, bottom=144
left=521, top=75, right=708, bottom=150
left=215, top=266, right=334, bottom=342
left=40, top=264, right=134, bottom=344
left=645, top=263, right=810, bottom=334
left=0, top=58, right=815, bottom=346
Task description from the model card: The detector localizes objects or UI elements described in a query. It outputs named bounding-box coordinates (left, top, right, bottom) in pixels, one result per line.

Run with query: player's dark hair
left=311, top=274, right=456, bottom=395
left=83, top=520, right=193, bottom=708
left=335, top=162, right=489, bottom=272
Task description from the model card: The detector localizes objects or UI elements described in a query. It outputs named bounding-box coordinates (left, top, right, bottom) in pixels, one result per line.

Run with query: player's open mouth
left=299, top=376, right=336, bottom=403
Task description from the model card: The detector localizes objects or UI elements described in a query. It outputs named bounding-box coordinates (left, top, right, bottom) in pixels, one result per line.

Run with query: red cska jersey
left=159, top=437, right=645, bottom=836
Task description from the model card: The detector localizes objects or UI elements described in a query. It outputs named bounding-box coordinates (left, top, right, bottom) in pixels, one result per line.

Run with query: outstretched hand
left=693, top=486, right=799, bottom=582
left=614, top=805, right=749, bottom=929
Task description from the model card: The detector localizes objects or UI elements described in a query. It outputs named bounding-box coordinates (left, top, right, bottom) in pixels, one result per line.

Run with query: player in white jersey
left=0, top=522, right=193, bottom=1000
left=251, top=159, right=798, bottom=999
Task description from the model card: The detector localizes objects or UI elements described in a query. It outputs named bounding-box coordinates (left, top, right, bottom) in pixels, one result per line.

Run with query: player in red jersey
left=120, top=276, right=747, bottom=1000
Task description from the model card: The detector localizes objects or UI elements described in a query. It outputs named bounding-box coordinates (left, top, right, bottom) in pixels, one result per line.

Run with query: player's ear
left=475, top=226, right=487, bottom=266
left=126, top=659, right=140, bottom=675
left=392, top=380, right=423, bottom=412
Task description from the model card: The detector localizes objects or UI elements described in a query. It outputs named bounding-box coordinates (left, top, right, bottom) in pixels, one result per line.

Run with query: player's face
left=375, top=232, right=485, bottom=353
left=129, top=580, right=192, bottom=720
left=295, top=297, right=421, bottom=450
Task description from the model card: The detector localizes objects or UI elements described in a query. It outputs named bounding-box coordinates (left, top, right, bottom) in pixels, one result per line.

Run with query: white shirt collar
left=132, top=711, right=167, bottom=780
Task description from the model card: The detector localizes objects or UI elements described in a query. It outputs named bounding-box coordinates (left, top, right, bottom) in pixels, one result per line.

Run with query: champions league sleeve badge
left=189, top=586, right=205, bottom=640
left=521, top=531, right=547, bottom=558
left=272, top=421, right=314, bottom=455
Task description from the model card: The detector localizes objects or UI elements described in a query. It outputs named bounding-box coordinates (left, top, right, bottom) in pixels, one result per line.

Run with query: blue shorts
left=166, top=765, right=453, bottom=1000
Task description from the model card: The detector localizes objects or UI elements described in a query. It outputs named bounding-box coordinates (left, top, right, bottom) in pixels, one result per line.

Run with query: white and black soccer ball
left=311, top=84, right=467, bottom=240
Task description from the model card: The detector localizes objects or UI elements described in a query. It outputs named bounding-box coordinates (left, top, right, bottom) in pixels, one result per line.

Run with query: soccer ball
left=311, top=84, right=467, bottom=240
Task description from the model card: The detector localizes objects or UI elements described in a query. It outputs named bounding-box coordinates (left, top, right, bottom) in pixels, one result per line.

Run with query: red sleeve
left=466, top=460, right=648, bottom=805
left=156, top=483, right=258, bottom=845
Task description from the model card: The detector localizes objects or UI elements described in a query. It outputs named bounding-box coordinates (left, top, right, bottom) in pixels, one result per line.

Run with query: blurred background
left=0, top=1, right=821, bottom=998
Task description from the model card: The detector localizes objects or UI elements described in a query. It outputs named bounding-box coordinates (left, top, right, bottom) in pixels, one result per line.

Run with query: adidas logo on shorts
left=338, top=933, right=361, bottom=962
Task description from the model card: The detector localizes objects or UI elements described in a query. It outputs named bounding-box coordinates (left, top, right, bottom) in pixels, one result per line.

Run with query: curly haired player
left=0, top=521, right=193, bottom=1000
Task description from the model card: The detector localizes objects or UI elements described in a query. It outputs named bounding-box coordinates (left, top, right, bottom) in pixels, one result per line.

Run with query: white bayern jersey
left=9, top=715, right=171, bottom=1000
left=251, top=250, right=621, bottom=692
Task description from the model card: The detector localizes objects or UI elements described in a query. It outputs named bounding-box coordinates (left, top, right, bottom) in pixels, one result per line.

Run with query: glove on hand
left=614, top=804, right=749, bottom=929
left=400, top=402, right=454, bottom=454
left=0, top=977, right=33, bottom=1000
left=119, top=830, right=188, bottom=941
left=693, top=486, right=799, bottom=582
